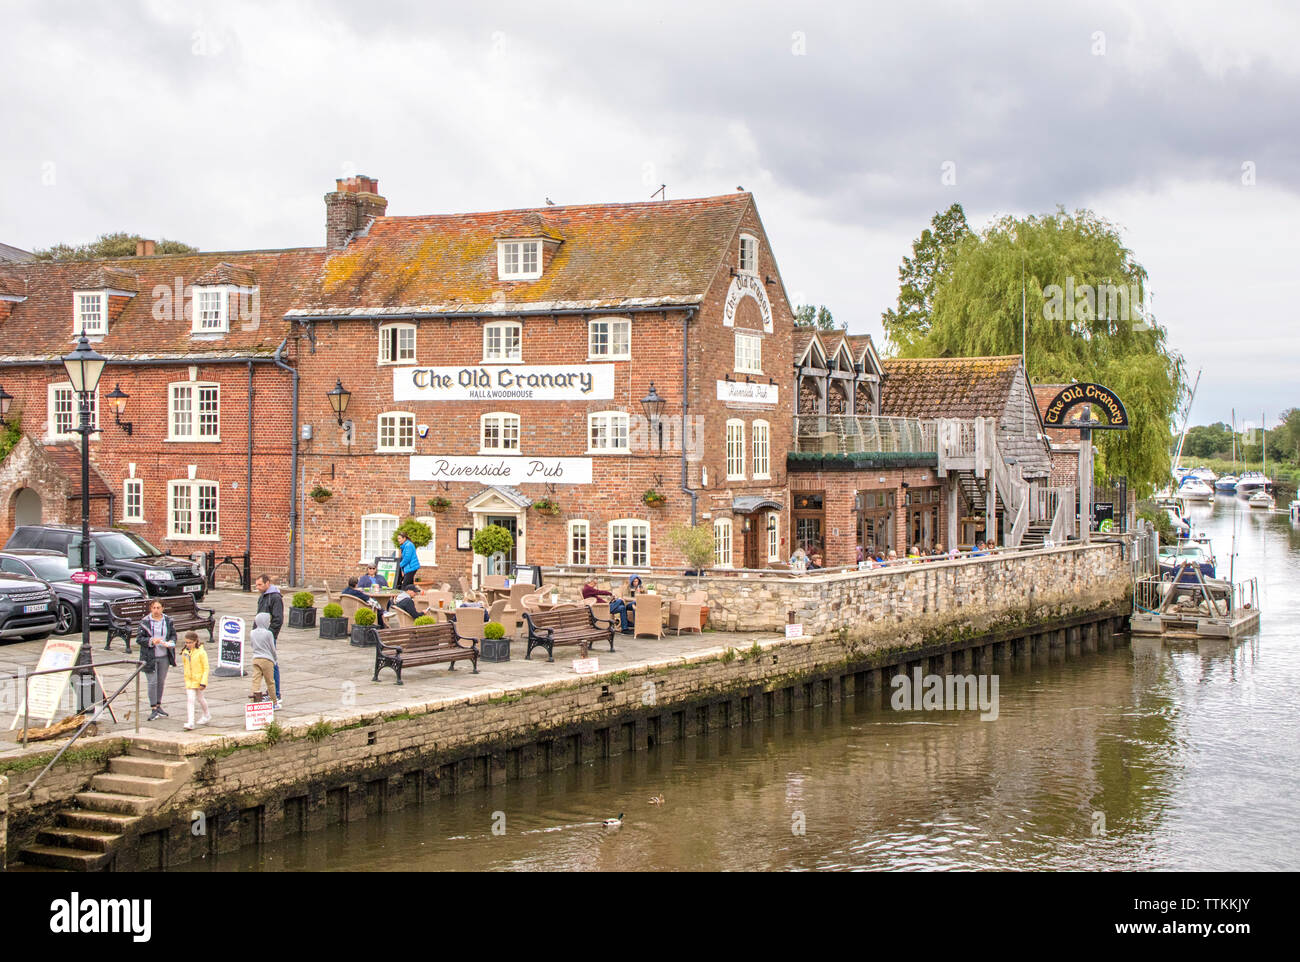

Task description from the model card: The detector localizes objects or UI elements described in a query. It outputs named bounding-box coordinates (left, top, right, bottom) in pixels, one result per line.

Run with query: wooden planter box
left=288, top=607, right=316, bottom=628
left=319, top=616, right=349, bottom=640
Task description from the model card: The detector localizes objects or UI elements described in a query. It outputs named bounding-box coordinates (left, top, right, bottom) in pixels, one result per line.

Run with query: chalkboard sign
left=374, top=555, right=398, bottom=588
left=216, top=615, right=245, bottom=676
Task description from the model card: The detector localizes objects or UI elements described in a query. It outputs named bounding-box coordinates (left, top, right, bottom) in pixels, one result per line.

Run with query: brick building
left=0, top=179, right=796, bottom=586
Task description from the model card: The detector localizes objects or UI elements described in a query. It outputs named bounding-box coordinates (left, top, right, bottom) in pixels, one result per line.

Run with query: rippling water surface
left=178, top=500, right=1299, bottom=871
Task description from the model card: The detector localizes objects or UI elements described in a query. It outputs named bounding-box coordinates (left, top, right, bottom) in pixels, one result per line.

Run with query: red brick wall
left=0, top=361, right=295, bottom=578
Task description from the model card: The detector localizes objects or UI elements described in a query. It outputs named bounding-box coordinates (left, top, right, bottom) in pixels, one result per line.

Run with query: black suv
left=4, top=526, right=207, bottom=601
left=0, top=572, right=58, bottom=642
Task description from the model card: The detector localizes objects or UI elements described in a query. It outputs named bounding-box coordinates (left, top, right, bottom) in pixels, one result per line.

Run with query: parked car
left=0, top=571, right=58, bottom=643
left=3, top=526, right=207, bottom=601
left=0, top=549, right=146, bottom=635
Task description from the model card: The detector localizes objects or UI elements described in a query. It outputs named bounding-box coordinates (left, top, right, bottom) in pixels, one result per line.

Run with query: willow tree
left=897, top=208, right=1184, bottom=495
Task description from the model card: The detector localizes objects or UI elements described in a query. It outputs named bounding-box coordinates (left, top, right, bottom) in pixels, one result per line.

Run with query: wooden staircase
left=19, top=740, right=191, bottom=871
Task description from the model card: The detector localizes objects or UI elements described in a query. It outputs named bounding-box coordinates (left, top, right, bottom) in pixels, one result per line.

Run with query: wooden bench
left=105, top=595, right=216, bottom=652
left=373, top=622, right=478, bottom=684
left=522, top=606, right=615, bottom=662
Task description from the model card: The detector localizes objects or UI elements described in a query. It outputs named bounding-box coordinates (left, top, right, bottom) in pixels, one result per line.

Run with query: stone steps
left=20, top=844, right=114, bottom=872
left=73, top=790, right=158, bottom=816
left=38, top=826, right=121, bottom=852
left=58, top=809, right=141, bottom=834
left=90, top=772, right=176, bottom=798
left=109, top=756, right=190, bottom=780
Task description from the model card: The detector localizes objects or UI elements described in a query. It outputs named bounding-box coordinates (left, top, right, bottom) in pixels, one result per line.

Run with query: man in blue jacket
left=396, top=532, right=420, bottom=590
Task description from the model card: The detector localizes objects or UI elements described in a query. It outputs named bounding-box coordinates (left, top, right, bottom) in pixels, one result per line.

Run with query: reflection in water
left=177, top=502, right=1299, bottom=872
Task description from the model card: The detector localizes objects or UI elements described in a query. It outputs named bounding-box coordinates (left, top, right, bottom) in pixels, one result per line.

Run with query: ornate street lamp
left=0, top=384, right=13, bottom=427
left=327, top=378, right=352, bottom=426
left=105, top=383, right=132, bottom=435
left=640, top=381, right=666, bottom=451
left=62, top=333, right=107, bottom=712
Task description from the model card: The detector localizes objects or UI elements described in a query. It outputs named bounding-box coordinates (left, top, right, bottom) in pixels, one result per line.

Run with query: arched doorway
left=14, top=487, right=42, bottom=527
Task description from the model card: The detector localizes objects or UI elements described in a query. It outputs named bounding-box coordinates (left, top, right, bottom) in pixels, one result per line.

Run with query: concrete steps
left=20, top=844, right=114, bottom=872
left=72, top=790, right=158, bottom=816
left=58, top=809, right=141, bottom=834
left=90, top=772, right=176, bottom=797
left=38, top=826, right=121, bottom=852
left=109, top=756, right=190, bottom=780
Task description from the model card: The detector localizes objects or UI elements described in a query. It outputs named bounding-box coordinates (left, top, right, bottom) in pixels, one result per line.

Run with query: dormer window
left=74, top=292, right=106, bottom=336
left=193, top=288, right=228, bottom=333
left=739, top=234, right=758, bottom=274
left=497, top=240, right=542, bottom=280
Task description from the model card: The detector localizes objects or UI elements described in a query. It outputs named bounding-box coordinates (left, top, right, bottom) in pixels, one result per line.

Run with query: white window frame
left=766, top=511, right=780, bottom=563
left=73, top=291, right=106, bottom=337
left=191, top=286, right=230, bottom=334
left=587, top=411, right=630, bottom=453
left=497, top=240, right=543, bottom=280
left=752, top=419, right=771, bottom=480
left=568, top=520, right=590, bottom=566
left=739, top=233, right=758, bottom=275
left=167, top=382, right=221, bottom=442
left=482, top=321, right=523, bottom=362
left=735, top=332, right=763, bottom=374
left=587, top=317, right=631, bottom=360
left=480, top=412, right=521, bottom=454
left=47, top=381, right=99, bottom=441
left=414, top=516, right=437, bottom=567
left=725, top=419, right=746, bottom=481
left=608, top=519, right=650, bottom=569
left=360, top=513, right=399, bottom=564
left=714, top=518, right=733, bottom=569
left=377, top=411, right=416, bottom=452
left=378, top=323, right=417, bottom=365
left=122, top=478, right=144, bottom=523
left=167, top=479, right=219, bottom=541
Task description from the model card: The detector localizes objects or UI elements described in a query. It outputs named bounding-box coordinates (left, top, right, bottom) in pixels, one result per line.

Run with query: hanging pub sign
left=1040, top=383, right=1130, bottom=430
left=717, top=380, right=779, bottom=404
left=393, top=364, right=614, bottom=403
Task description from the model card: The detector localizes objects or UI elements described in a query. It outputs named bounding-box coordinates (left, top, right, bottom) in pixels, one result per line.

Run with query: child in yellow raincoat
left=181, top=632, right=211, bottom=731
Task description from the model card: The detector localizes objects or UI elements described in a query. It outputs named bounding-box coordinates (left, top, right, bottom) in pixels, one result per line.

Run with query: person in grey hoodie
left=255, top=574, right=284, bottom=703
left=248, top=611, right=279, bottom=707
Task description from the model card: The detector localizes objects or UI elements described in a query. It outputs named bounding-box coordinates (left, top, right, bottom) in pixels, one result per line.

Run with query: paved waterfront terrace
left=0, top=589, right=783, bottom=757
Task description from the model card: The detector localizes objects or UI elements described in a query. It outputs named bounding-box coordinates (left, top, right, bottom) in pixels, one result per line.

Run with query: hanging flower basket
left=532, top=498, right=562, bottom=516
left=427, top=496, right=452, bottom=514
left=308, top=484, right=333, bottom=503
left=643, top=489, right=667, bottom=506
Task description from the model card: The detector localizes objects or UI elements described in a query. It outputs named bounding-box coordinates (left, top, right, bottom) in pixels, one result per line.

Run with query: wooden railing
left=792, top=416, right=937, bottom=455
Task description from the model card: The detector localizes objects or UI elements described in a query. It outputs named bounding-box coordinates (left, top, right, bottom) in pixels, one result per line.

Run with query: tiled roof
left=75, top=264, right=140, bottom=293
left=193, top=262, right=258, bottom=288
left=40, top=442, right=113, bottom=498
left=0, top=248, right=327, bottom=359
left=0, top=266, right=24, bottom=298
left=793, top=327, right=820, bottom=365
left=292, top=194, right=753, bottom=317
left=880, top=356, right=1023, bottom=419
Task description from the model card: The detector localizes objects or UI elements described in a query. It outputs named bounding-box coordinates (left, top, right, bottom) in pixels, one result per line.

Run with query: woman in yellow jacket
left=181, top=632, right=211, bottom=731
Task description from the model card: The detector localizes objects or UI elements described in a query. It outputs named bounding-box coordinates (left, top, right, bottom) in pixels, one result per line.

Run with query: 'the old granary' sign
left=394, top=364, right=615, bottom=402
left=1041, top=382, right=1130, bottom=430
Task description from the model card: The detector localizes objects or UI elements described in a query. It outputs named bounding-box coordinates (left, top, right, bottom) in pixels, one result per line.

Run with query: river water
left=178, top=499, right=1299, bottom=872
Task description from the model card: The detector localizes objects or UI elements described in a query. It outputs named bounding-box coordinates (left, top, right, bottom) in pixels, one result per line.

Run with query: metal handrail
left=2, top=658, right=144, bottom=750
left=5, top=659, right=146, bottom=802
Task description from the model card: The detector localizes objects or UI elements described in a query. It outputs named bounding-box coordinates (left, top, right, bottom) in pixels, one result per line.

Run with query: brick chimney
left=325, top=176, right=388, bottom=249
left=135, top=238, right=156, bottom=257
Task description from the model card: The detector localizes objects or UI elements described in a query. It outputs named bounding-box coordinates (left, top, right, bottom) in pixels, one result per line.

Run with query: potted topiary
left=289, top=591, right=317, bottom=628
left=413, top=614, right=437, bottom=626
left=319, top=602, right=348, bottom=639
left=480, top=620, right=510, bottom=662
left=471, top=524, right=514, bottom=559
left=426, top=495, right=452, bottom=514
left=351, top=605, right=378, bottom=647
left=308, top=484, right=333, bottom=504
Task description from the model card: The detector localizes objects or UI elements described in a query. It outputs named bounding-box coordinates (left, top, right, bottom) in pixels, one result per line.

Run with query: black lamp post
left=0, top=384, right=13, bottom=426
left=640, top=381, right=666, bottom=451
left=105, top=383, right=132, bottom=435
left=62, top=334, right=107, bottom=712
left=327, top=379, right=352, bottom=426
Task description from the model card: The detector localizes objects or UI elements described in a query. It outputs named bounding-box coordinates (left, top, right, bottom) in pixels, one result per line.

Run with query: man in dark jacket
left=137, top=599, right=178, bottom=721
left=255, top=574, right=284, bottom=702
left=388, top=585, right=421, bottom=621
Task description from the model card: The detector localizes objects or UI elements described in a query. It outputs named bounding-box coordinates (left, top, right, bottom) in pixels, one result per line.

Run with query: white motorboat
left=1248, top=490, right=1275, bottom=510
left=1176, top=476, right=1214, bottom=502
left=1190, top=466, right=1218, bottom=483
left=1215, top=474, right=1239, bottom=493
left=1236, top=471, right=1272, bottom=496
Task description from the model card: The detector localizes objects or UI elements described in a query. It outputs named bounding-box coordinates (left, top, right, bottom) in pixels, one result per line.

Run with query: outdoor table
left=484, top=587, right=512, bottom=605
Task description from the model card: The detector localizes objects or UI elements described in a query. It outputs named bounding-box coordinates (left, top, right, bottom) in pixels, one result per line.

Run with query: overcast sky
left=2, top=0, right=1296, bottom=429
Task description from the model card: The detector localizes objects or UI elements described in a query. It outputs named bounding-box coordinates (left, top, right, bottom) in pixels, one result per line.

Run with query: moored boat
left=1236, top=471, right=1273, bottom=496
left=1248, top=490, right=1275, bottom=510
left=1176, top=476, right=1214, bottom=502
left=1290, top=499, right=1300, bottom=523
left=1215, top=475, right=1239, bottom=493
left=1190, top=466, right=1218, bottom=483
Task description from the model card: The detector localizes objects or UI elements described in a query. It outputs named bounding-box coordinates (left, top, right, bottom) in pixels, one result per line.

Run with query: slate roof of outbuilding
left=290, top=193, right=753, bottom=318
left=40, top=442, right=114, bottom=498
left=880, top=356, right=1023, bottom=419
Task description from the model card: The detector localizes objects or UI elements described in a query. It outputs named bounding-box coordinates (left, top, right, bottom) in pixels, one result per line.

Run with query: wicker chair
left=451, top=605, right=486, bottom=642
left=633, top=595, right=664, bottom=639
left=487, top=599, right=523, bottom=640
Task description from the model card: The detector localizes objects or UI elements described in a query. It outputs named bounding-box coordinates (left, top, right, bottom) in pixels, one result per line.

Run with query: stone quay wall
left=545, top=540, right=1132, bottom=637
left=3, top=541, right=1131, bottom=869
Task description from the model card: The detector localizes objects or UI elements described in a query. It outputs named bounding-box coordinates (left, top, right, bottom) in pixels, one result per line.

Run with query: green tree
left=794, top=304, right=842, bottom=331
left=34, top=232, right=197, bottom=260
left=899, top=208, right=1184, bottom=496
left=666, top=523, right=716, bottom=581
left=881, top=203, right=972, bottom=352
left=1182, top=422, right=1233, bottom=459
